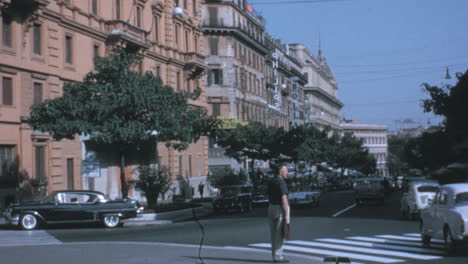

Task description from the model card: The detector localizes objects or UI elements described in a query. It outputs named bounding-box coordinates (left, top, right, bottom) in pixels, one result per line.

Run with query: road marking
left=332, top=203, right=357, bottom=217
left=347, top=236, right=445, bottom=249
left=315, top=238, right=445, bottom=255
left=0, top=231, right=62, bottom=246
left=376, top=235, right=445, bottom=244
left=287, top=240, right=441, bottom=260
left=250, top=243, right=404, bottom=263
left=403, top=233, right=421, bottom=237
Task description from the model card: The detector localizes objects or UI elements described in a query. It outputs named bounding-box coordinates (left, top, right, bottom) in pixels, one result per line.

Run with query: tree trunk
left=250, top=159, right=255, bottom=184
left=120, top=152, right=128, bottom=198
left=145, top=192, right=159, bottom=210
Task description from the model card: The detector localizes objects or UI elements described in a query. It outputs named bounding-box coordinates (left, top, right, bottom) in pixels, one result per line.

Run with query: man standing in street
left=198, top=181, right=205, bottom=199
left=267, top=165, right=290, bottom=263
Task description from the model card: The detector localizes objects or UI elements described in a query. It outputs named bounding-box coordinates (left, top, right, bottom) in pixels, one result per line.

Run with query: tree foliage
left=207, top=167, right=248, bottom=188
left=422, top=70, right=468, bottom=163
left=28, top=50, right=218, bottom=197
left=133, top=165, right=171, bottom=210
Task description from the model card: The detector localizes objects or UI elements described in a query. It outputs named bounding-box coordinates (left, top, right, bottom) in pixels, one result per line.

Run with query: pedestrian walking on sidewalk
left=198, top=182, right=205, bottom=199
left=267, top=165, right=290, bottom=263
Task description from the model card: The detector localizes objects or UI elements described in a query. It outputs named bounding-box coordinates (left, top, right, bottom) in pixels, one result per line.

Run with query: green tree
left=327, top=132, right=376, bottom=176
left=215, top=122, right=285, bottom=183
left=133, top=165, right=171, bottom=210
left=28, top=50, right=218, bottom=197
left=207, top=167, right=247, bottom=188
left=422, top=70, right=468, bottom=163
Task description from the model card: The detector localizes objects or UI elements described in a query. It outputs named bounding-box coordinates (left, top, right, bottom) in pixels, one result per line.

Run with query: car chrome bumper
left=2, top=212, right=19, bottom=225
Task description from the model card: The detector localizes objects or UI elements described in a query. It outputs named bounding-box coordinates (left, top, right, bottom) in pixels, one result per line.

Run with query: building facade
left=289, top=43, right=343, bottom=131
left=341, top=121, right=389, bottom=176
left=202, top=0, right=271, bottom=171
left=0, top=0, right=209, bottom=202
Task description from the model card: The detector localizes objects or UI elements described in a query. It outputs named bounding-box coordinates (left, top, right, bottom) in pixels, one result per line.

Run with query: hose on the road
left=191, top=204, right=205, bottom=264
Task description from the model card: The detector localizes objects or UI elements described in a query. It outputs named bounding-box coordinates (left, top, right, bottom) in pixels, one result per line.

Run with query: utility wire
left=251, top=0, right=352, bottom=5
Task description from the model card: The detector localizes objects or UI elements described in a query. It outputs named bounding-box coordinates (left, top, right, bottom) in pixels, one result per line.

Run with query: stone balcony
left=105, top=20, right=150, bottom=51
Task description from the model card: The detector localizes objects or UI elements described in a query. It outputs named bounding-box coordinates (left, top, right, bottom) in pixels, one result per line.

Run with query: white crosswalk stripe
left=0, top=231, right=62, bottom=246
left=248, top=233, right=446, bottom=264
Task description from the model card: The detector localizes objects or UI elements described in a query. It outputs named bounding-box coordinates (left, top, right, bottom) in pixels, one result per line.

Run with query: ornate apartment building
left=202, top=0, right=271, bottom=170
left=0, top=0, right=208, bottom=202
left=289, top=43, right=343, bottom=131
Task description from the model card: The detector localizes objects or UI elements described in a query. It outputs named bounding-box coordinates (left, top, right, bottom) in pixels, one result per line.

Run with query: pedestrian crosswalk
left=249, top=233, right=446, bottom=263
left=0, top=230, right=62, bottom=246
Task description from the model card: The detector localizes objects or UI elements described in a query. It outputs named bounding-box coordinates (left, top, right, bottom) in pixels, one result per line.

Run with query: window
left=208, top=7, right=218, bottom=26
left=193, top=0, right=197, bottom=16
left=193, top=35, right=198, bottom=52
left=212, top=103, right=220, bottom=116
left=2, top=16, right=12, bottom=47
left=136, top=6, right=142, bottom=27
left=207, top=69, right=222, bottom=86
left=91, top=0, right=98, bottom=15
left=185, top=30, right=189, bottom=52
left=35, top=146, right=46, bottom=183
left=188, top=154, right=192, bottom=178
left=186, top=78, right=191, bottom=92
left=138, top=61, right=143, bottom=76
left=0, top=145, right=15, bottom=177
left=115, top=0, right=121, bottom=19
left=65, top=35, right=73, bottom=64
left=67, top=158, right=74, bottom=190
left=2, top=77, right=12, bottom=105
left=33, top=24, right=41, bottom=55
left=176, top=71, right=181, bottom=90
left=93, top=44, right=99, bottom=58
left=179, top=155, right=183, bottom=177
left=174, top=24, right=179, bottom=48
left=34, top=83, right=42, bottom=105
left=154, top=16, right=159, bottom=42
left=209, top=37, right=218, bottom=55
left=184, top=0, right=187, bottom=9
left=156, top=65, right=161, bottom=78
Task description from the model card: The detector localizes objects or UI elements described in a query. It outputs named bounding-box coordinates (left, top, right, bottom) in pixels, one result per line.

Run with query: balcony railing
left=105, top=20, right=150, bottom=50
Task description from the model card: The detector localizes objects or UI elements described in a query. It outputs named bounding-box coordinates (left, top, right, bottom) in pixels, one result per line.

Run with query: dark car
left=2, top=190, right=143, bottom=230
left=212, top=185, right=253, bottom=213
left=354, top=177, right=385, bottom=205
left=252, top=183, right=269, bottom=207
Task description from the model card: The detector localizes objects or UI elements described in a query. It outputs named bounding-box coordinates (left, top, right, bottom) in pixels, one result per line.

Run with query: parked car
left=289, top=190, right=321, bottom=208
left=212, top=185, right=253, bottom=213
left=400, top=180, right=439, bottom=220
left=252, top=183, right=269, bottom=207
left=354, top=177, right=385, bottom=205
left=2, top=190, right=143, bottom=230
left=420, top=183, right=468, bottom=253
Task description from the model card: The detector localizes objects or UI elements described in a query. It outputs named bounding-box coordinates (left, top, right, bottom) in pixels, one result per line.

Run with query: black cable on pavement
left=191, top=203, right=205, bottom=264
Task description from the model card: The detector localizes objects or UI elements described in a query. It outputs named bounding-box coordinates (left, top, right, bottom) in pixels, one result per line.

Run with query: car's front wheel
left=444, top=227, right=457, bottom=254
left=102, top=215, right=120, bottom=228
left=19, top=214, right=38, bottom=230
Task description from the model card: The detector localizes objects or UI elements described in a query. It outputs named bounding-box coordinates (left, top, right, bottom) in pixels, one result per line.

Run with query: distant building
left=289, top=43, right=343, bottom=131
left=341, top=121, right=389, bottom=176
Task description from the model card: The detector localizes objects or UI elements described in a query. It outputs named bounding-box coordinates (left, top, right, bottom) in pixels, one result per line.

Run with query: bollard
left=323, top=256, right=351, bottom=264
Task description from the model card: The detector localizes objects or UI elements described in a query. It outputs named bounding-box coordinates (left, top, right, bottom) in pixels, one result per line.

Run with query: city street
left=2, top=190, right=468, bottom=264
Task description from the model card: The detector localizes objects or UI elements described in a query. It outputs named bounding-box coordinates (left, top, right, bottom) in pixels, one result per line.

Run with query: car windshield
left=417, top=186, right=439, bottom=193
left=455, top=192, right=468, bottom=204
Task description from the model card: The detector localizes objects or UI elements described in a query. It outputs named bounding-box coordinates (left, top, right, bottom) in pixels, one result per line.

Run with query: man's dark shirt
left=268, top=176, right=288, bottom=205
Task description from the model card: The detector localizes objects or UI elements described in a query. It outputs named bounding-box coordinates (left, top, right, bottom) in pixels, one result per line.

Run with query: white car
left=289, top=191, right=321, bottom=208
left=400, top=180, right=439, bottom=219
left=420, top=183, right=468, bottom=253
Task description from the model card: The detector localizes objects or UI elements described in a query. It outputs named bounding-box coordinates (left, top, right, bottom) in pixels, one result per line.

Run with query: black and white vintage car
left=420, top=183, right=468, bottom=253
left=2, top=190, right=143, bottom=230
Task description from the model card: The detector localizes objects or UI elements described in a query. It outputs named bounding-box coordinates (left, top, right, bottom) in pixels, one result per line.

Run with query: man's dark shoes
left=273, top=258, right=289, bottom=263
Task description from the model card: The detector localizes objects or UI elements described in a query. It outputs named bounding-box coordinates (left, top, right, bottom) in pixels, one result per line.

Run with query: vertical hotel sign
left=272, top=52, right=282, bottom=109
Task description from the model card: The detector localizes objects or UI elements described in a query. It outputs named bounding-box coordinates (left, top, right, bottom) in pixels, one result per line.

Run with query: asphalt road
left=2, top=190, right=468, bottom=264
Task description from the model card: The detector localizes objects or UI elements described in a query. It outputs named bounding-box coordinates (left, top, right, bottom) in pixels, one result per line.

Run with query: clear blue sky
left=250, top=0, right=468, bottom=131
